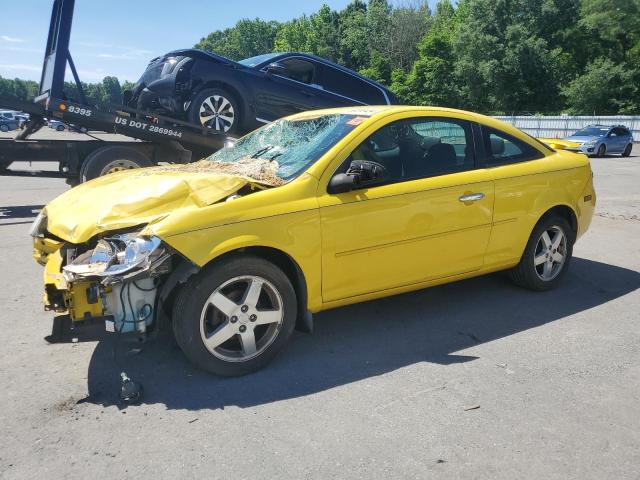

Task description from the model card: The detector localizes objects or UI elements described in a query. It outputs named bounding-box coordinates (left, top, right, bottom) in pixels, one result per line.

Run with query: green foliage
left=562, top=58, right=636, bottom=114
left=0, top=77, right=39, bottom=100
left=195, top=18, right=280, bottom=60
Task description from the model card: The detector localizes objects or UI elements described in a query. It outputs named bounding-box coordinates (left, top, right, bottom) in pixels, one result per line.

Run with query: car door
left=478, top=126, right=567, bottom=267
left=252, top=56, right=320, bottom=122
left=608, top=127, right=627, bottom=153
left=317, top=116, right=495, bottom=302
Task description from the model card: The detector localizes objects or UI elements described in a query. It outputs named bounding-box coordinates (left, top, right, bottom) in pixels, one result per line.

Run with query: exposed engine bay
left=56, top=233, right=171, bottom=333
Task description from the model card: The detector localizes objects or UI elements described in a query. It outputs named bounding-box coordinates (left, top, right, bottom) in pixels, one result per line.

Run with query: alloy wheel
left=533, top=225, right=567, bottom=281
left=199, top=275, right=284, bottom=362
left=198, top=95, right=235, bottom=132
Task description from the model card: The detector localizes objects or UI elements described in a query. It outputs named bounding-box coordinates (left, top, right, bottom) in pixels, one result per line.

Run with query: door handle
left=459, top=193, right=485, bottom=203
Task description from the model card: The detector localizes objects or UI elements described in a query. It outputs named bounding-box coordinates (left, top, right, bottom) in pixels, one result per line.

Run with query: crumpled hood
left=44, top=166, right=252, bottom=244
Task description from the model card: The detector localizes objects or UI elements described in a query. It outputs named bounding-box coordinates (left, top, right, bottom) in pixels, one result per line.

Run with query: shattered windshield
left=207, top=113, right=361, bottom=181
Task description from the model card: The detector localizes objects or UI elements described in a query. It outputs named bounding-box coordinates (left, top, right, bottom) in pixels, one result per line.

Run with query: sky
left=0, top=0, right=369, bottom=84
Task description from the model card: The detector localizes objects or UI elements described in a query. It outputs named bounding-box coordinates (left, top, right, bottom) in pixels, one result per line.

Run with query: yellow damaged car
left=31, top=106, right=595, bottom=376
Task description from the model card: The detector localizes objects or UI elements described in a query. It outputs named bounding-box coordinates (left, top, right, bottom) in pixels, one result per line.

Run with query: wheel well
left=211, top=246, right=308, bottom=322
left=542, top=205, right=578, bottom=235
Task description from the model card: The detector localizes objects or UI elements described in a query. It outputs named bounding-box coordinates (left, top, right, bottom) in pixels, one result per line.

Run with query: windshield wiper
left=250, top=145, right=275, bottom=158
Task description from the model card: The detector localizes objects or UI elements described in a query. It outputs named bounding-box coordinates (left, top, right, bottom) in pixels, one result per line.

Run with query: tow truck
left=0, top=0, right=233, bottom=185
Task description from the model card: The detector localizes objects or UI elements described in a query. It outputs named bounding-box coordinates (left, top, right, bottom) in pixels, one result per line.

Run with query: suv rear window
left=319, top=66, right=386, bottom=105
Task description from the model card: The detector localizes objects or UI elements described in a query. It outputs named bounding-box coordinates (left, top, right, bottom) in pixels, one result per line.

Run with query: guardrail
left=494, top=115, right=640, bottom=140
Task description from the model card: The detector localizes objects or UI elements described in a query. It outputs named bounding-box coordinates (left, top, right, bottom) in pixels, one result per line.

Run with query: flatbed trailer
left=0, top=0, right=232, bottom=185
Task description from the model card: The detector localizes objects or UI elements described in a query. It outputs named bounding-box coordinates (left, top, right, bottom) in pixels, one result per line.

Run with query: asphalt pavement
left=0, top=147, right=638, bottom=479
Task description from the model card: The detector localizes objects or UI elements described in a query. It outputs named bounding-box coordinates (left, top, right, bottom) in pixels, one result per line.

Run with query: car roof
left=287, top=105, right=546, bottom=144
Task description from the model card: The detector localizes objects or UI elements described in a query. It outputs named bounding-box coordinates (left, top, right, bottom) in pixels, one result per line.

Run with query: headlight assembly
left=63, top=232, right=166, bottom=283
left=29, top=210, right=47, bottom=238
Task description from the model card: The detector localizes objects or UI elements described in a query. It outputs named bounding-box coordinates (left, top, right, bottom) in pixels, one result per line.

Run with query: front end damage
left=30, top=155, right=287, bottom=337
left=34, top=228, right=174, bottom=334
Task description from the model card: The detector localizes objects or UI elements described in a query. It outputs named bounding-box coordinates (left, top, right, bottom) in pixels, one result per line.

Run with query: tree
left=338, top=1, right=370, bottom=71
left=274, top=16, right=312, bottom=52
left=401, top=1, right=458, bottom=106
left=195, top=19, right=281, bottom=60
left=387, top=1, right=430, bottom=72
left=306, top=5, right=341, bottom=61
left=102, top=76, right=122, bottom=105
left=452, top=0, right=563, bottom=113
left=562, top=58, right=636, bottom=114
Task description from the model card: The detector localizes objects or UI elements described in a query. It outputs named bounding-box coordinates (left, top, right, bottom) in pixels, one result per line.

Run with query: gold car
left=31, top=106, right=595, bottom=376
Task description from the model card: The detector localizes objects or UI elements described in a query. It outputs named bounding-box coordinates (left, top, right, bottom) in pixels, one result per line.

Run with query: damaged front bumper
left=34, top=230, right=171, bottom=334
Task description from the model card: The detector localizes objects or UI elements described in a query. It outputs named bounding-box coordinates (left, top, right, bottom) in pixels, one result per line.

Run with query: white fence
left=493, top=115, right=640, bottom=140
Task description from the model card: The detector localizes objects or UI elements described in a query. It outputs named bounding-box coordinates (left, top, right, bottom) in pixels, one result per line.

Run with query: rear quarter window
left=319, top=66, right=387, bottom=105
left=481, top=126, right=544, bottom=167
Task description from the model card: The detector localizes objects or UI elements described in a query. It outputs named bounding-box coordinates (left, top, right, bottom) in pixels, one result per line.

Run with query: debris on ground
left=120, top=372, right=143, bottom=405
left=463, top=404, right=481, bottom=411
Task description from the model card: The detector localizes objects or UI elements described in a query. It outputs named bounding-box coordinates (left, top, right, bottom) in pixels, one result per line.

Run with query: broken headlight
left=63, top=233, right=166, bottom=283
left=29, top=210, right=47, bottom=238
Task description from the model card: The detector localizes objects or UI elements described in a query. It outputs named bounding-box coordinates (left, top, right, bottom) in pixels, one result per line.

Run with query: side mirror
left=348, top=160, right=387, bottom=183
left=265, top=62, right=286, bottom=77
left=328, top=173, right=357, bottom=194
left=327, top=160, right=387, bottom=194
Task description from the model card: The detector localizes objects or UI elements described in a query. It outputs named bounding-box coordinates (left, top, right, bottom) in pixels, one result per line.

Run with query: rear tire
left=172, top=255, right=297, bottom=376
left=509, top=215, right=574, bottom=291
left=187, top=88, right=240, bottom=134
left=596, top=144, right=606, bottom=157
left=622, top=144, right=632, bottom=157
left=81, top=146, right=152, bottom=182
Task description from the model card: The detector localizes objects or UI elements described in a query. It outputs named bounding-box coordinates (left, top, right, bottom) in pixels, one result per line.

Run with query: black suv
left=126, top=50, right=397, bottom=135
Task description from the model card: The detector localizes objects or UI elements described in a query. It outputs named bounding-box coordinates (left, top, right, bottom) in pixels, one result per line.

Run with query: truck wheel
left=172, top=255, right=297, bottom=376
left=188, top=88, right=240, bottom=134
left=81, top=146, right=153, bottom=182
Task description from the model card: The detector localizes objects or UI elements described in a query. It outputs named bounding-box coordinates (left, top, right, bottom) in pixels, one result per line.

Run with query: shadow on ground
left=0, top=204, right=44, bottom=226
left=79, top=257, right=639, bottom=410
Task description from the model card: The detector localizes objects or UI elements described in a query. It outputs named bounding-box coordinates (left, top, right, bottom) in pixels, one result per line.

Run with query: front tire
left=509, top=215, right=574, bottom=291
left=622, top=144, right=632, bottom=157
left=0, top=124, right=8, bottom=132
left=187, top=88, right=240, bottom=134
left=596, top=144, right=606, bottom=157
left=172, top=256, right=297, bottom=376
left=56, top=125, right=65, bottom=132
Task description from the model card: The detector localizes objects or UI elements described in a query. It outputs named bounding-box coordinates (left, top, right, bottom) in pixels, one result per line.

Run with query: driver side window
left=338, top=117, right=474, bottom=188
left=278, top=58, right=316, bottom=84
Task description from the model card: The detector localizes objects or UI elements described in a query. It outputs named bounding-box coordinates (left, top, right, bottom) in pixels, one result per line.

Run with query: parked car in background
left=0, top=110, right=20, bottom=132
left=126, top=50, right=397, bottom=135
left=564, top=125, right=633, bottom=157
left=47, top=119, right=66, bottom=131
left=33, top=106, right=595, bottom=376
